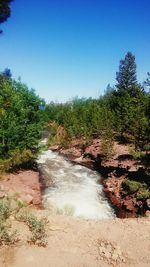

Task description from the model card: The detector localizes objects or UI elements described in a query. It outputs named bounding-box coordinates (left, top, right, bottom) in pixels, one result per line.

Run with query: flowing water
left=37, top=150, right=115, bottom=219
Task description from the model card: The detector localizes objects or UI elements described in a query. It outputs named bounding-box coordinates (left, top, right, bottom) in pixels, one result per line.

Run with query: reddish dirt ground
left=0, top=170, right=42, bottom=206
left=0, top=214, right=150, bottom=267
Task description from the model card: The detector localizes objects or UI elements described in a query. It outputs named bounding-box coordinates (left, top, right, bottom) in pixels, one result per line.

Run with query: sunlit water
left=37, top=150, right=115, bottom=219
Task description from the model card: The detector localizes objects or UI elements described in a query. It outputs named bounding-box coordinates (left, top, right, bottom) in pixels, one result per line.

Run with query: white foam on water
left=37, top=150, right=116, bottom=219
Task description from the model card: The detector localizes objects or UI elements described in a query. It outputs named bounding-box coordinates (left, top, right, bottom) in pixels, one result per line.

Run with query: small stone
left=145, top=210, right=150, bottom=217
left=146, top=199, right=150, bottom=209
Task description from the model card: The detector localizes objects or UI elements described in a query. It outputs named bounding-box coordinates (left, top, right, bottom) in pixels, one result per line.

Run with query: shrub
left=0, top=158, right=12, bottom=173
left=16, top=209, right=48, bottom=247
left=143, top=144, right=150, bottom=153
left=123, top=180, right=143, bottom=193
left=100, top=129, right=115, bottom=159
left=0, top=220, right=19, bottom=245
left=128, top=147, right=145, bottom=160
left=0, top=198, right=12, bottom=220
left=0, top=197, right=48, bottom=247
left=0, top=197, right=19, bottom=246
left=0, top=149, right=35, bottom=173
left=48, top=121, right=70, bottom=148
left=137, top=188, right=150, bottom=200
left=26, top=214, right=48, bottom=247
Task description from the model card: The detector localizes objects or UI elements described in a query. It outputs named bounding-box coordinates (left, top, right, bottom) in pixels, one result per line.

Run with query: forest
left=0, top=51, right=150, bottom=172
left=0, top=2, right=150, bottom=264
left=45, top=52, right=150, bottom=156
left=0, top=1, right=149, bottom=172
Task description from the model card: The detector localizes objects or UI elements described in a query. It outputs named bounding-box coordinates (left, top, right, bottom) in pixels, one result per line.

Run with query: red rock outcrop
left=51, top=138, right=150, bottom=218
left=0, top=170, right=43, bottom=207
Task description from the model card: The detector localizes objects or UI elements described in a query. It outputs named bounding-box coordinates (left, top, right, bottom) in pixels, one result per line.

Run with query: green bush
left=26, top=214, right=48, bottom=246
left=123, top=180, right=143, bottom=193
left=128, top=147, right=145, bottom=160
left=16, top=209, right=48, bottom=247
left=0, top=198, right=12, bottom=220
left=0, top=197, right=48, bottom=247
left=0, top=197, right=19, bottom=246
left=0, top=219, right=19, bottom=245
left=0, top=77, right=45, bottom=170
left=0, top=158, right=12, bottom=173
left=0, top=149, right=35, bottom=173
left=137, top=188, right=150, bottom=200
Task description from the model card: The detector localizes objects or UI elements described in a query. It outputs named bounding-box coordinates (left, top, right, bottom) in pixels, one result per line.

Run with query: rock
left=146, top=199, right=150, bottom=209
left=21, top=194, right=33, bottom=204
left=49, top=145, right=59, bottom=151
left=84, top=146, right=98, bottom=159
left=123, top=199, right=137, bottom=213
left=145, top=210, right=150, bottom=217
left=60, top=147, right=82, bottom=160
left=74, top=156, right=83, bottom=162
left=32, top=196, right=41, bottom=206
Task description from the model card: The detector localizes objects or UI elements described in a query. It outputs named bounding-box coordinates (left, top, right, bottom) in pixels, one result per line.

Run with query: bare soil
left=0, top=214, right=150, bottom=267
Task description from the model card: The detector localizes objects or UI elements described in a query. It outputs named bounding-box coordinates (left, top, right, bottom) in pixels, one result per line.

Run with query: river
left=37, top=150, right=115, bottom=219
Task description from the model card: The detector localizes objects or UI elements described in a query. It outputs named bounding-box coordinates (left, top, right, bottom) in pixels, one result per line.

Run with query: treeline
left=0, top=51, right=150, bottom=172
left=0, top=70, right=45, bottom=171
left=45, top=52, right=150, bottom=152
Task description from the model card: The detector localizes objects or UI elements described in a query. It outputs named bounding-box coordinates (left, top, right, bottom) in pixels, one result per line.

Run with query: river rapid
left=37, top=150, right=115, bottom=219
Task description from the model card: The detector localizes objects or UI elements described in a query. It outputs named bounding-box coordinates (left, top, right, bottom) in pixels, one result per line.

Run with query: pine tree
left=116, top=52, right=137, bottom=94
left=0, top=0, right=13, bottom=33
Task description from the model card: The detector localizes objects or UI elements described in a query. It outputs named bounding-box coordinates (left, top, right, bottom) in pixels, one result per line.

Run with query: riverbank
left=0, top=214, right=150, bottom=267
left=50, top=138, right=150, bottom=218
left=0, top=139, right=149, bottom=218
left=0, top=170, right=43, bottom=207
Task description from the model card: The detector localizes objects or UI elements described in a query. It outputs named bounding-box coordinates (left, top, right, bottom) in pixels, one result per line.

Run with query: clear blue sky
left=0, top=0, right=150, bottom=102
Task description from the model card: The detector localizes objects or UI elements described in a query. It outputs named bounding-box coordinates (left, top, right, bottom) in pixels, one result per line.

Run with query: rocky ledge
left=0, top=170, right=43, bottom=207
left=50, top=139, right=150, bottom=218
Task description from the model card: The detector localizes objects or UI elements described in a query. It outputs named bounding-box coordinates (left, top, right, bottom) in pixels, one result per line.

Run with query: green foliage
left=48, top=121, right=71, bottom=148
left=0, top=75, right=45, bottom=171
left=0, top=221, right=18, bottom=245
left=106, top=52, right=150, bottom=150
left=0, top=197, right=19, bottom=246
left=123, top=180, right=143, bottom=193
left=0, top=197, right=48, bottom=247
left=100, top=129, right=115, bottom=158
left=16, top=209, right=48, bottom=247
left=45, top=68, right=150, bottom=153
left=116, top=51, right=137, bottom=93
left=26, top=214, right=48, bottom=246
left=0, top=198, right=12, bottom=220
left=128, top=147, right=145, bottom=160
left=0, top=0, right=13, bottom=33
left=45, top=97, right=115, bottom=141
left=137, top=188, right=150, bottom=200
left=123, top=180, right=150, bottom=200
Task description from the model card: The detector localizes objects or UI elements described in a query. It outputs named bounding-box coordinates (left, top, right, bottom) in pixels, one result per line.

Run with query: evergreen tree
left=110, top=52, right=147, bottom=146
left=0, top=0, right=13, bottom=33
left=116, top=51, right=137, bottom=94
left=1, top=68, right=12, bottom=79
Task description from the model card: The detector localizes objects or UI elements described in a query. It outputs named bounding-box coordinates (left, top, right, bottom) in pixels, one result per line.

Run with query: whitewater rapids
left=37, top=150, right=115, bottom=219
